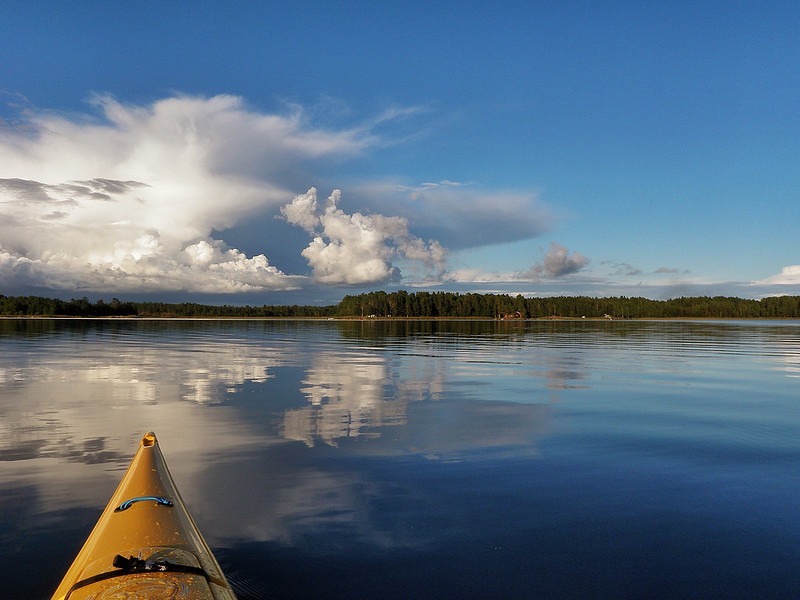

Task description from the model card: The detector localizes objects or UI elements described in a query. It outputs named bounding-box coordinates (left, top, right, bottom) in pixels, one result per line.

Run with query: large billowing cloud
left=0, top=93, right=567, bottom=297
left=0, top=95, right=371, bottom=293
left=281, top=188, right=446, bottom=285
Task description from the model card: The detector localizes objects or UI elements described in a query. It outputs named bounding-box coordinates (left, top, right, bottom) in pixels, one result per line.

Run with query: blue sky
left=1, top=1, right=798, bottom=304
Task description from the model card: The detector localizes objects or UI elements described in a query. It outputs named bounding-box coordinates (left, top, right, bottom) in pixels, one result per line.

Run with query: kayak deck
left=51, top=432, right=237, bottom=599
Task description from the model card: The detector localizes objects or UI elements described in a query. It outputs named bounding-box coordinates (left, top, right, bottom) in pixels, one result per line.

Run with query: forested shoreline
left=2, top=291, right=800, bottom=319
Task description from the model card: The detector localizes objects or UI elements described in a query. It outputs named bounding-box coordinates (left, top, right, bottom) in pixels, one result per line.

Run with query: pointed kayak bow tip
left=51, top=429, right=237, bottom=599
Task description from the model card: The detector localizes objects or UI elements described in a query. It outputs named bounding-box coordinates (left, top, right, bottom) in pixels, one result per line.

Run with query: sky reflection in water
left=1, top=319, right=799, bottom=598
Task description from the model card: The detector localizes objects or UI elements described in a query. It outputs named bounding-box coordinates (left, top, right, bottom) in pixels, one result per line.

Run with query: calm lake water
left=1, top=318, right=799, bottom=599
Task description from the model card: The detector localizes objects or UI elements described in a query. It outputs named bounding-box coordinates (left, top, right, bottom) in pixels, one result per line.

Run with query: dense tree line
left=131, top=301, right=335, bottom=318
left=0, top=295, right=334, bottom=318
left=2, top=292, right=800, bottom=319
left=334, top=291, right=800, bottom=319
left=0, top=295, right=138, bottom=317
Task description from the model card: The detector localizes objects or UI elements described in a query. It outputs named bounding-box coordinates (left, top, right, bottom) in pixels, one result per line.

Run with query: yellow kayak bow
left=51, top=432, right=237, bottom=599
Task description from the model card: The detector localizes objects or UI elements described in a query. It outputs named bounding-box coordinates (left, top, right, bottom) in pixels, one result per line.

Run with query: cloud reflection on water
left=0, top=325, right=284, bottom=520
left=3, top=319, right=800, bottom=599
left=0, top=320, right=555, bottom=548
left=281, top=349, right=449, bottom=447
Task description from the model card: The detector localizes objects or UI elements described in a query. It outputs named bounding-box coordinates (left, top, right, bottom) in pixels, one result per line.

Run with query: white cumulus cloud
left=518, top=242, right=590, bottom=281
left=281, top=188, right=446, bottom=285
left=539, top=242, right=590, bottom=277
left=0, top=94, right=372, bottom=294
left=758, top=265, right=800, bottom=285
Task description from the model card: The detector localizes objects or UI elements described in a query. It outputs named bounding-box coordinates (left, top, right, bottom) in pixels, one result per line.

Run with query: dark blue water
left=1, top=319, right=799, bottom=598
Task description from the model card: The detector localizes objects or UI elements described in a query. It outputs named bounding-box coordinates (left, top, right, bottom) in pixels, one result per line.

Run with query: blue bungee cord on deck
left=114, top=496, right=173, bottom=512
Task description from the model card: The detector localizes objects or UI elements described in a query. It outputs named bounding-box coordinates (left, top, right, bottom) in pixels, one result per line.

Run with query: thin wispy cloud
left=353, top=180, right=553, bottom=251
left=604, top=262, right=642, bottom=277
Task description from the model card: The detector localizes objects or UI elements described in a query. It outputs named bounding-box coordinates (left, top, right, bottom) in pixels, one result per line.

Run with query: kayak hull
left=51, top=432, right=236, bottom=599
